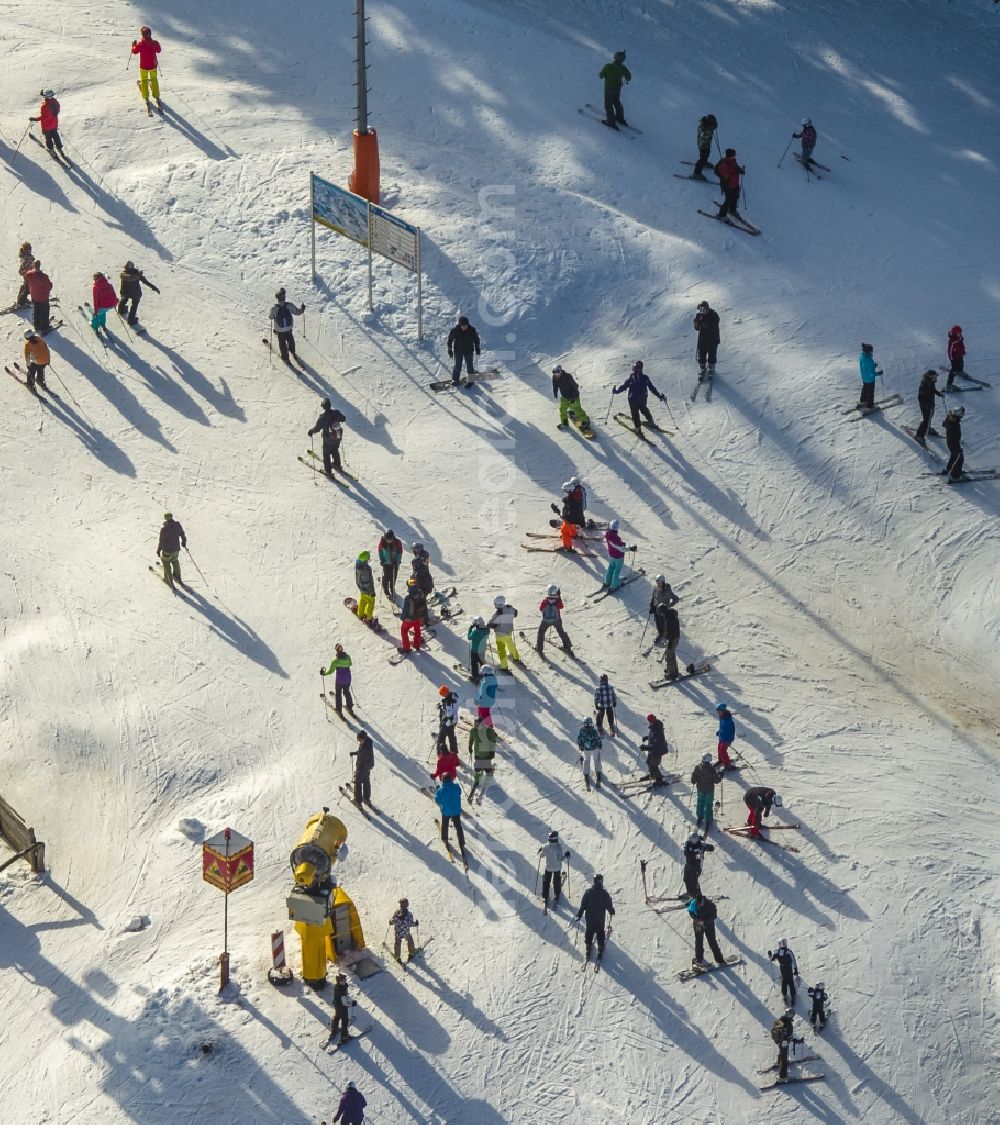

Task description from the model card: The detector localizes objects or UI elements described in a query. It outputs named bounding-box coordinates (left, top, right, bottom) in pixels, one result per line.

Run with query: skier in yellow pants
left=487, top=595, right=521, bottom=671
left=132, top=26, right=162, bottom=105
left=355, top=552, right=377, bottom=623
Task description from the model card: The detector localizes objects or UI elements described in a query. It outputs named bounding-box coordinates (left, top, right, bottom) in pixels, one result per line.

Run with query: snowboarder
left=688, top=893, right=726, bottom=967
left=683, top=831, right=715, bottom=898
left=475, top=665, right=498, bottom=726
left=914, top=369, right=945, bottom=445
left=437, top=685, right=460, bottom=755
left=690, top=754, right=724, bottom=831
left=389, top=898, right=418, bottom=963
left=602, top=520, right=635, bottom=592
left=399, top=577, right=425, bottom=652
left=539, top=830, right=570, bottom=909
left=552, top=364, right=590, bottom=431
left=692, top=114, right=718, bottom=179
left=576, top=874, right=615, bottom=960
left=22, top=329, right=50, bottom=391
left=24, top=260, right=53, bottom=334
left=792, top=118, right=818, bottom=165
left=713, top=148, right=746, bottom=222
left=488, top=595, right=521, bottom=671
left=946, top=324, right=965, bottom=388
left=715, top=702, right=736, bottom=770
left=131, top=26, right=162, bottom=108
left=612, top=360, right=667, bottom=438
left=157, top=512, right=187, bottom=589
left=599, top=50, right=631, bottom=129
left=333, top=1080, right=367, bottom=1124
left=577, top=716, right=603, bottom=791
left=768, top=939, right=800, bottom=1006
left=321, top=643, right=354, bottom=717
left=117, top=261, right=159, bottom=326
left=743, top=785, right=782, bottom=838
left=350, top=728, right=375, bottom=808
left=307, top=398, right=347, bottom=477
left=693, top=301, right=721, bottom=377
left=377, top=529, right=403, bottom=598
left=807, top=981, right=829, bottom=1031
left=14, top=242, right=34, bottom=308
left=466, top=616, right=489, bottom=683
left=447, top=315, right=480, bottom=384
left=943, top=406, right=966, bottom=482
left=269, top=289, right=305, bottom=363
left=90, top=272, right=118, bottom=333
left=641, top=714, right=669, bottom=785
left=330, top=972, right=358, bottom=1046
left=353, top=551, right=377, bottom=625
left=29, top=90, right=65, bottom=158
left=771, top=1009, right=804, bottom=1082
left=858, top=342, right=879, bottom=412
left=434, top=772, right=468, bottom=862
left=662, top=604, right=682, bottom=679
left=467, top=717, right=498, bottom=802
left=410, top=542, right=435, bottom=603
left=649, top=575, right=680, bottom=644
left=537, top=585, right=573, bottom=653
left=593, top=674, right=618, bottom=736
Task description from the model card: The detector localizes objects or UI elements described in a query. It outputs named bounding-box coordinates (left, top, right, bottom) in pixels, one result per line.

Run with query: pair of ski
left=381, top=938, right=433, bottom=972
left=697, top=209, right=761, bottom=236
left=613, top=412, right=674, bottom=440
left=148, top=565, right=192, bottom=595
left=924, top=468, right=1000, bottom=483
left=325, top=1025, right=373, bottom=1053
left=842, top=393, right=903, bottom=418
left=586, top=569, right=646, bottom=602
left=518, top=629, right=576, bottom=662
left=691, top=372, right=714, bottom=403
left=725, top=825, right=800, bottom=852
left=547, top=516, right=608, bottom=531
left=615, top=774, right=679, bottom=800
left=28, top=133, right=74, bottom=168
left=321, top=693, right=357, bottom=726
left=521, top=542, right=596, bottom=556
left=135, top=81, right=164, bottom=117
left=433, top=818, right=470, bottom=871
left=578, top=105, right=641, bottom=138
left=5, top=363, right=60, bottom=397
left=297, top=447, right=356, bottom=484
left=429, top=366, right=501, bottom=392
left=525, top=531, right=603, bottom=542
left=948, top=371, right=991, bottom=388
left=337, top=784, right=380, bottom=820
left=649, top=661, right=711, bottom=689
left=581, top=925, right=613, bottom=972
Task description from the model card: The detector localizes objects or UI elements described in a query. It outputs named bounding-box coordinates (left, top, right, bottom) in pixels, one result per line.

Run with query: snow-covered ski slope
left=2, top=0, right=999, bottom=1121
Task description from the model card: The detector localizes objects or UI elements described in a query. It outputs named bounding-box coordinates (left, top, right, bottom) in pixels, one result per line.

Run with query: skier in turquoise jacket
left=858, top=343, right=880, bottom=412
left=466, top=616, right=490, bottom=683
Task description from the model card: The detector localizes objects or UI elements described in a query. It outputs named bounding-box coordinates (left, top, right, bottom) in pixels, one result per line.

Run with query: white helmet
left=701, top=753, right=712, bottom=765
left=493, top=595, right=506, bottom=608
left=568, top=476, right=580, bottom=487
left=473, top=616, right=485, bottom=627
left=412, top=541, right=423, bottom=552
left=561, top=481, right=573, bottom=493
left=23, top=327, right=36, bottom=340
left=778, top=938, right=788, bottom=949
left=802, top=117, right=811, bottom=126
left=816, top=981, right=825, bottom=990
left=773, top=794, right=783, bottom=807
left=609, top=519, right=620, bottom=532
left=481, top=665, right=494, bottom=676
left=547, top=584, right=559, bottom=596
left=42, top=89, right=55, bottom=98
left=655, top=574, right=666, bottom=584
left=552, top=364, right=563, bottom=374
left=688, top=832, right=702, bottom=844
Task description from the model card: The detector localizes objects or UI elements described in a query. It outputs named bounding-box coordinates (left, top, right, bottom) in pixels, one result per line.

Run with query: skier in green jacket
left=467, top=718, right=498, bottom=803
left=599, top=51, right=631, bottom=129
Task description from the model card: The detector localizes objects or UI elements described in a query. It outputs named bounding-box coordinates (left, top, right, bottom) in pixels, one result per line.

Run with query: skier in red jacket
left=713, top=149, right=745, bottom=222
left=30, top=91, right=66, bottom=159
left=946, top=325, right=965, bottom=389
left=131, top=26, right=162, bottom=108
left=91, top=273, right=118, bottom=333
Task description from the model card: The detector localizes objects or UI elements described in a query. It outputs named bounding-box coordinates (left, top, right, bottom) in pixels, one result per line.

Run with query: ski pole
left=115, top=308, right=135, bottom=343
left=777, top=135, right=793, bottom=168
left=638, top=610, right=651, bottom=648
left=535, top=852, right=542, bottom=895
left=320, top=669, right=330, bottom=721
left=564, top=855, right=570, bottom=899
left=184, top=546, right=208, bottom=584
left=603, top=389, right=615, bottom=424
left=11, top=122, right=32, bottom=166
left=127, top=49, right=133, bottom=70
left=310, top=433, right=317, bottom=487
left=45, top=362, right=85, bottom=413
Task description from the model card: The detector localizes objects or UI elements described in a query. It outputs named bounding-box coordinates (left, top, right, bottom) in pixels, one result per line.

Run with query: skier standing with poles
left=488, top=595, right=521, bottom=671
left=858, top=342, right=879, bottom=412
left=690, top=753, right=724, bottom=832
left=307, top=398, right=347, bottom=478
left=682, top=831, right=715, bottom=898
left=768, top=938, right=800, bottom=1005
left=593, top=674, right=618, bottom=736
left=713, top=148, right=746, bottom=223
left=320, top=643, right=354, bottom=718
left=693, top=301, right=721, bottom=379
left=792, top=118, right=818, bottom=166
left=942, top=406, right=966, bottom=482
left=377, top=529, right=403, bottom=598
left=350, top=729, right=375, bottom=809
left=576, top=874, right=615, bottom=963
left=131, top=26, right=163, bottom=113
left=29, top=90, right=68, bottom=162
left=577, top=716, right=603, bottom=791
left=913, top=369, right=945, bottom=446
left=157, top=512, right=187, bottom=590
left=771, top=1009, right=804, bottom=1082
left=688, top=893, right=727, bottom=968
left=24, top=260, right=53, bottom=334
left=649, top=575, right=679, bottom=645
left=612, top=360, right=667, bottom=439
left=269, top=289, right=305, bottom=363
left=538, top=830, right=571, bottom=911
left=692, top=114, right=718, bottom=179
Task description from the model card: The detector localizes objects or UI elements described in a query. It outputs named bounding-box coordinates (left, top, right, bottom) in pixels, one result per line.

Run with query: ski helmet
left=923, top=370, right=938, bottom=380
left=784, top=1007, right=795, bottom=1019
left=357, top=550, right=370, bottom=562
left=701, top=753, right=712, bottom=765
left=725, top=147, right=736, bottom=157
left=472, top=616, right=485, bottom=627
left=321, top=397, right=331, bottom=409
left=716, top=702, right=726, bottom=711
left=275, top=288, right=286, bottom=300
left=594, top=873, right=604, bottom=884
left=163, top=512, right=173, bottom=520
left=552, top=364, right=563, bottom=375
left=646, top=713, right=656, bottom=723
left=816, top=981, right=825, bottom=990
left=608, top=518, right=620, bottom=532
left=778, top=938, right=787, bottom=949
left=140, top=26, right=152, bottom=37
left=697, top=300, right=709, bottom=311
left=705, top=114, right=717, bottom=127
left=861, top=342, right=873, bottom=353
left=548, top=830, right=559, bottom=841
left=23, top=327, right=36, bottom=340
left=406, top=576, right=417, bottom=587
left=568, top=476, right=580, bottom=487
left=614, top=50, right=626, bottom=62
left=801, top=117, right=811, bottom=126
left=561, top=481, right=573, bottom=493
left=412, top=541, right=424, bottom=552
left=773, top=794, right=783, bottom=807
left=346, top=1081, right=356, bottom=1090
left=384, top=529, right=395, bottom=538
left=493, top=595, right=506, bottom=608
left=481, top=665, right=494, bottom=676
left=688, top=831, right=702, bottom=844
left=633, top=360, right=644, bottom=372
left=547, top=584, right=559, bottom=596
left=458, top=315, right=470, bottom=326
left=654, top=574, right=666, bottom=584
left=438, top=685, right=450, bottom=697
left=583, top=716, right=594, bottom=726
left=950, top=324, right=962, bottom=335
left=42, top=89, right=55, bottom=99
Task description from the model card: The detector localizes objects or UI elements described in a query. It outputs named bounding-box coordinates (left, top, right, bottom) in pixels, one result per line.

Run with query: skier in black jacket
left=156, top=512, right=187, bottom=589
left=693, top=301, right=720, bottom=376
left=688, top=893, right=726, bottom=966
left=307, top=398, right=348, bottom=476
left=943, top=406, right=965, bottom=482
left=768, top=938, right=799, bottom=1005
left=913, top=369, right=944, bottom=445
left=641, top=714, right=669, bottom=784
left=649, top=575, right=680, bottom=643
left=330, top=972, right=358, bottom=1045
left=576, top=874, right=615, bottom=961
left=117, top=261, right=159, bottom=326
left=682, top=832, right=715, bottom=898
left=269, top=288, right=305, bottom=362
left=807, top=982, right=828, bottom=1031
left=447, top=315, right=481, bottom=384
left=350, top=729, right=375, bottom=808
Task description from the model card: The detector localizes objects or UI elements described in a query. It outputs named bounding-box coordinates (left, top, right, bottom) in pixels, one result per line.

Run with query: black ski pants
left=42, top=127, right=63, bottom=154
left=437, top=725, right=458, bottom=756
left=276, top=330, right=296, bottom=361
left=810, top=998, right=826, bottom=1029
left=541, top=869, right=563, bottom=904
left=945, top=445, right=964, bottom=479
left=451, top=351, right=475, bottom=381
left=381, top=561, right=399, bottom=596
left=584, top=922, right=607, bottom=956
left=778, top=1041, right=790, bottom=1081
left=859, top=382, right=876, bottom=409
left=718, top=185, right=740, bottom=219
left=628, top=402, right=655, bottom=432
left=117, top=292, right=141, bottom=325
left=537, top=619, right=572, bottom=652
left=646, top=754, right=665, bottom=785
left=320, top=438, right=343, bottom=476
left=440, top=814, right=466, bottom=853
left=335, top=683, right=353, bottom=714
left=604, top=87, right=625, bottom=125
left=696, top=341, right=718, bottom=368
left=683, top=865, right=701, bottom=899
left=470, top=649, right=483, bottom=682
left=26, top=362, right=47, bottom=389
left=353, top=769, right=371, bottom=806
left=694, top=919, right=724, bottom=964
left=780, top=970, right=796, bottom=1005
left=32, top=299, right=50, bottom=333
left=595, top=706, right=616, bottom=734
left=693, top=144, right=711, bottom=177
left=915, top=399, right=933, bottom=441
left=330, top=1005, right=350, bottom=1042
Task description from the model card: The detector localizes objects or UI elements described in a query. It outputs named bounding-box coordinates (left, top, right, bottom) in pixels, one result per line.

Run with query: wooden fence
left=0, top=795, right=45, bottom=874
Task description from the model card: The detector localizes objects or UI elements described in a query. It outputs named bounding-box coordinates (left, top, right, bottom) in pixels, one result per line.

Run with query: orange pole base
left=349, top=129, right=380, bottom=204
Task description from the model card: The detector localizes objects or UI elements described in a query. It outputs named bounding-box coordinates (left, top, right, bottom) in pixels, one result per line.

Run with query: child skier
left=602, top=520, right=635, bottom=592
left=946, top=324, right=965, bottom=388
left=715, top=702, right=736, bottom=769
left=577, top=716, right=603, bottom=791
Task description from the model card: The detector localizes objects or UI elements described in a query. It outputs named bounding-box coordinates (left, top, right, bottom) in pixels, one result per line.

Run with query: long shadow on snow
left=179, top=587, right=287, bottom=677
left=64, top=162, right=171, bottom=260
left=159, top=104, right=231, bottom=161
left=139, top=333, right=245, bottom=421
left=31, top=390, right=136, bottom=477
left=815, top=1021, right=923, bottom=1124
left=105, top=338, right=211, bottom=426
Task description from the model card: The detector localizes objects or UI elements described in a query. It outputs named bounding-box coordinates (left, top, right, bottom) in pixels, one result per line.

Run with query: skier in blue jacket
left=475, top=666, right=498, bottom=726
left=612, top=360, right=666, bottom=438
left=434, top=773, right=468, bottom=861
left=715, top=703, right=736, bottom=770
left=858, top=342, right=880, bottom=412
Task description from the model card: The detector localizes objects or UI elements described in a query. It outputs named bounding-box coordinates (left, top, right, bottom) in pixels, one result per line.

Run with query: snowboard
left=677, top=955, right=742, bottom=982
left=759, top=1075, right=825, bottom=1093
left=650, top=661, right=711, bottom=688
left=344, top=596, right=382, bottom=633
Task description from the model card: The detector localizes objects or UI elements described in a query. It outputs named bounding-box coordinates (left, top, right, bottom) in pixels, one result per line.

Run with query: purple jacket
left=605, top=528, right=626, bottom=560
left=333, top=1086, right=367, bottom=1123
left=325, top=652, right=352, bottom=685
